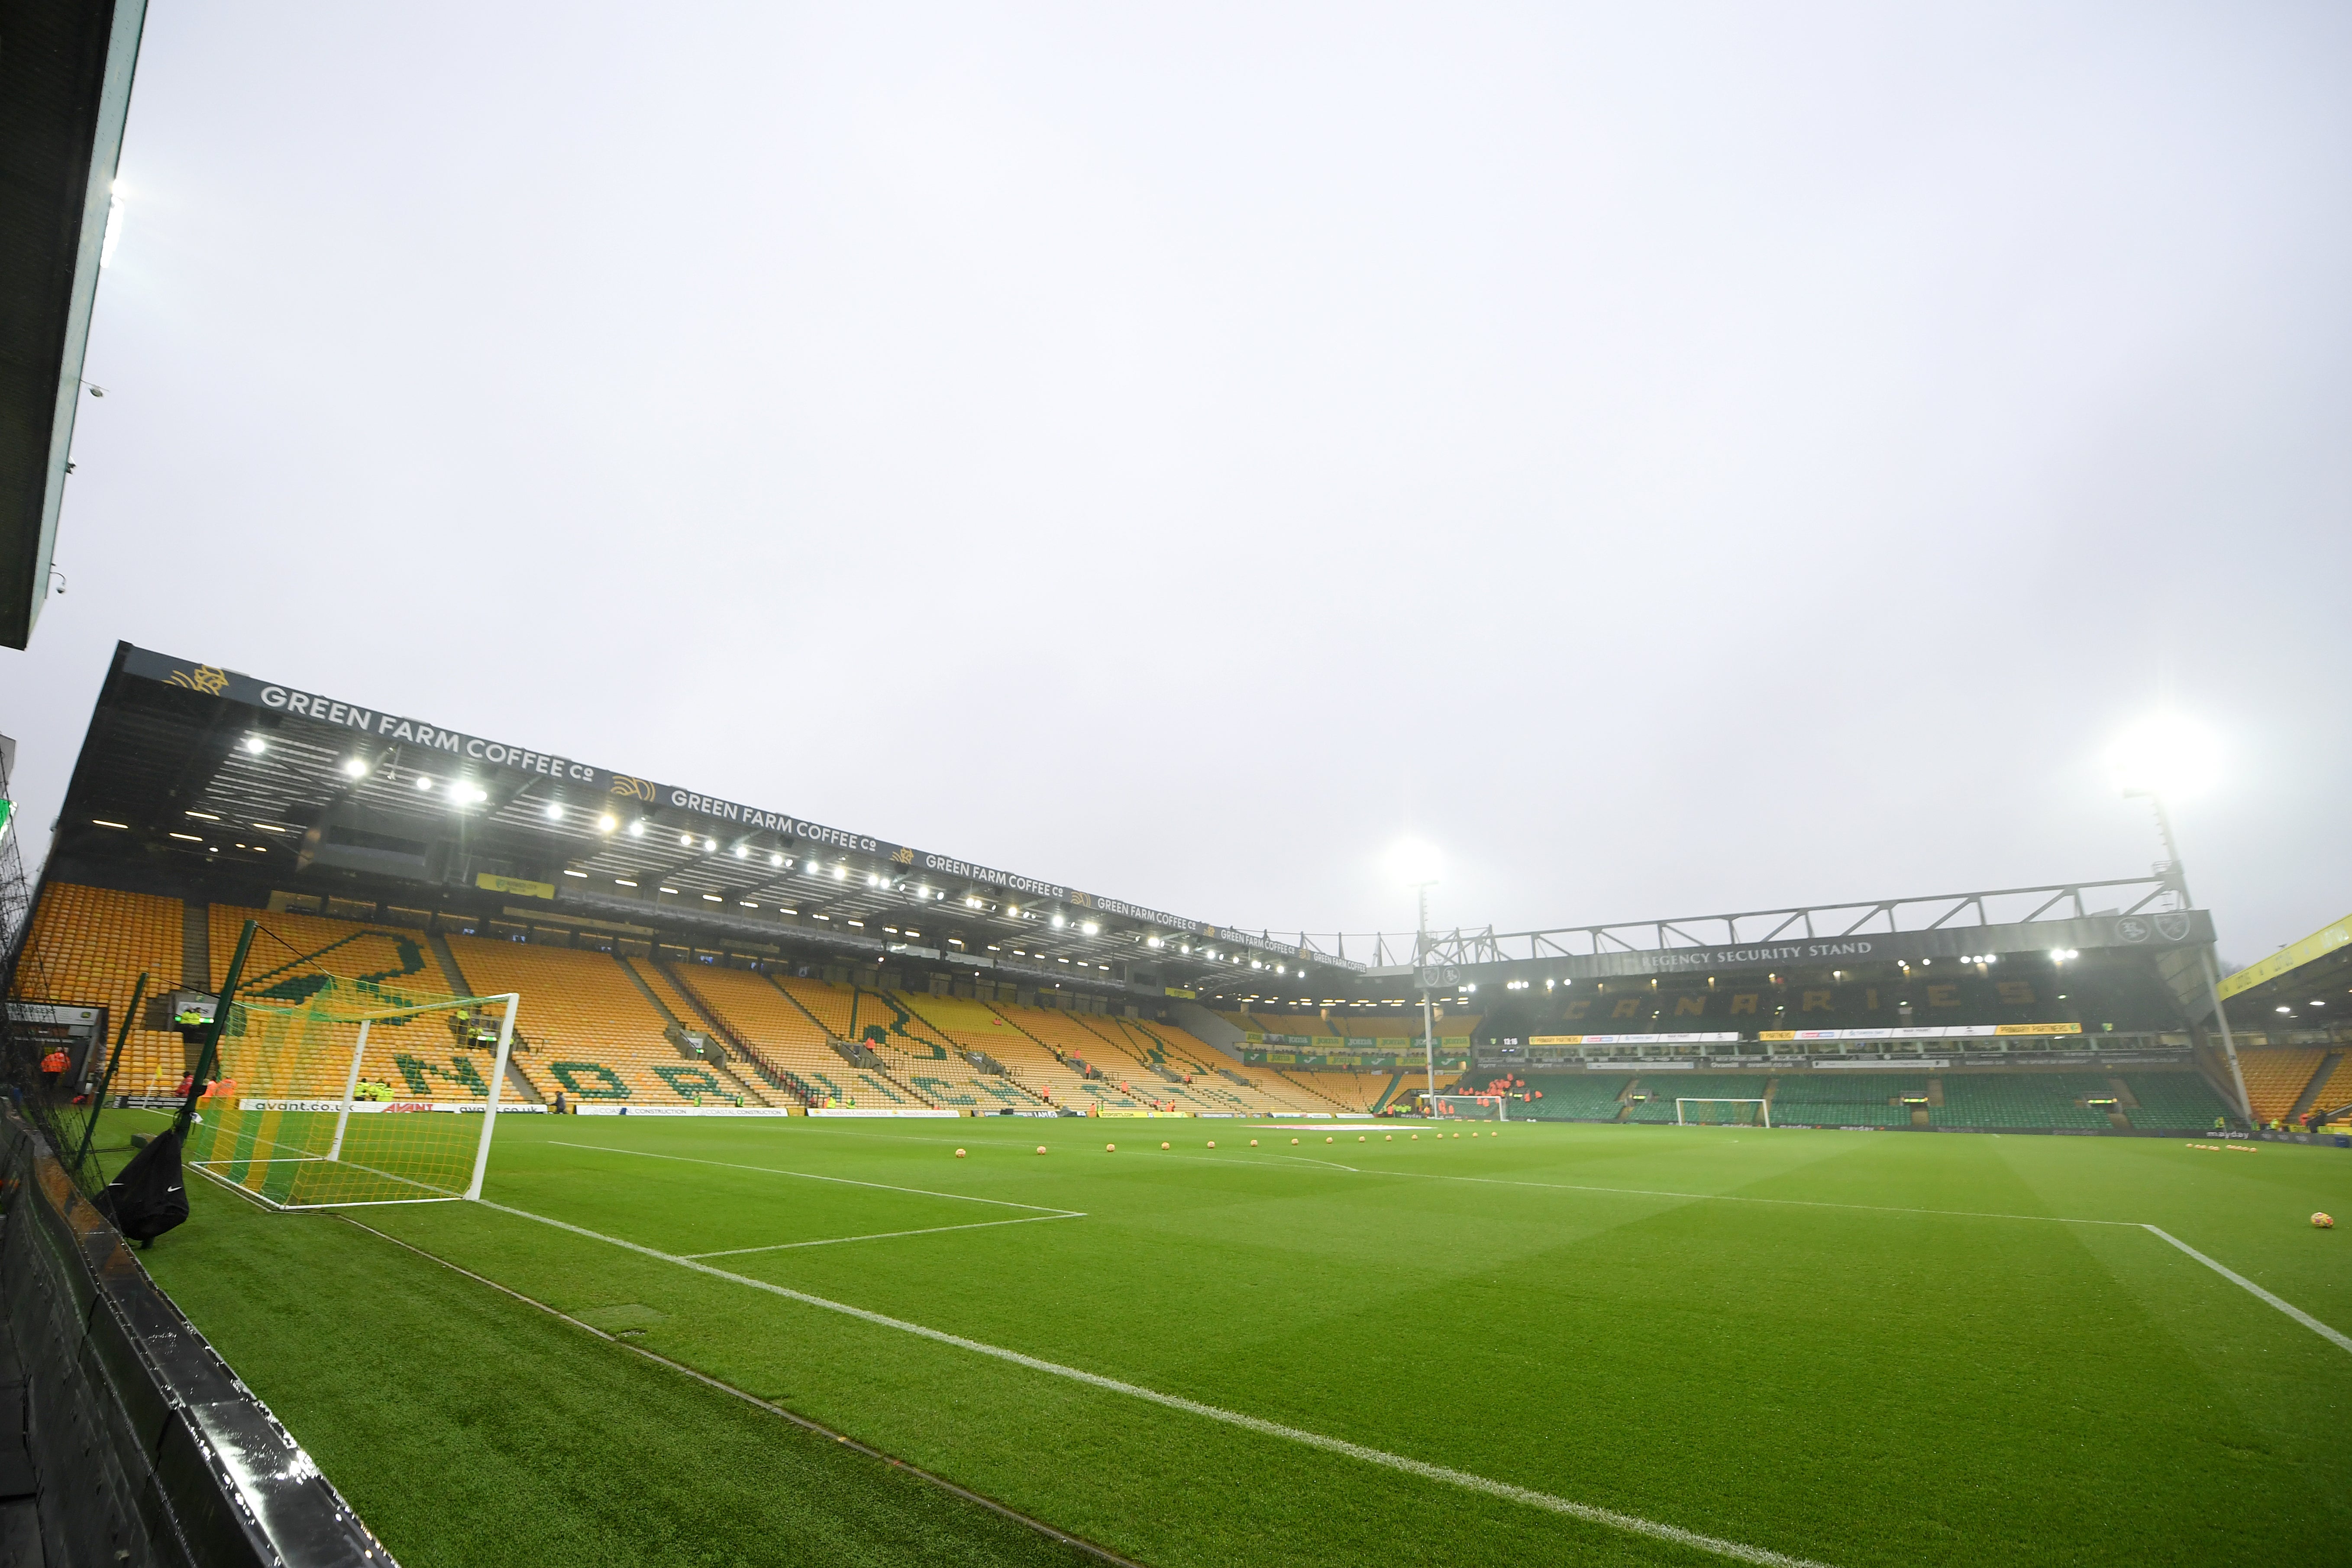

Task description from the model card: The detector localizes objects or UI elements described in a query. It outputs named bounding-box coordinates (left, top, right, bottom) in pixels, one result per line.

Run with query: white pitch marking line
left=685, top=1212, right=1083, bottom=1259
left=2143, top=1225, right=2352, bottom=1358
left=475, top=1199, right=1832, bottom=1568
left=546, top=1139, right=1077, bottom=1216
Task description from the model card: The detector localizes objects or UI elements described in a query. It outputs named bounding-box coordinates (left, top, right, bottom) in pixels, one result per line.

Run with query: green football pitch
left=107, top=1112, right=2351, bottom=1568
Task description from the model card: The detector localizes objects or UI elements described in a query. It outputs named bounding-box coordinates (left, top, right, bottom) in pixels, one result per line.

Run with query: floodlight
left=1384, top=837, right=1442, bottom=886
left=415, top=776, right=434, bottom=791
left=340, top=759, right=368, bottom=779
left=627, top=820, right=645, bottom=837
left=545, top=803, right=565, bottom=821
left=599, top=814, right=618, bottom=833
left=2106, top=713, right=2219, bottom=801
left=1081, top=921, right=1098, bottom=935
left=704, top=837, right=718, bottom=852
left=242, top=736, right=267, bottom=755
left=832, top=865, right=846, bottom=881
left=733, top=845, right=747, bottom=859
left=770, top=852, right=784, bottom=866
left=680, top=832, right=694, bottom=846
left=1052, top=915, right=1066, bottom=928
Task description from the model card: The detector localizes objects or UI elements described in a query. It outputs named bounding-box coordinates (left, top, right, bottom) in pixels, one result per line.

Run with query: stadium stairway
left=2240, top=1048, right=2326, bottom=1124
left=443, top=937, right=728, bottom=1106
left=2285, top=1050, right=2344, bottom=1122
left=1061, top=1013, right=1281, bottom=1115
left=763, top=976, right=946, bottom=1107
left=675, top=967, right=924, bottom=1109
left=618, top=957, right=773, bottom=1106
left=655, top=963, right=816, bottom=1106
left=2297, top=1051, right=2352, bottom=1122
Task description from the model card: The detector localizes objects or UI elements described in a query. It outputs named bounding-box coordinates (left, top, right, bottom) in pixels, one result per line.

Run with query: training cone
left=2316, top=1212, right=2336, bottom=1229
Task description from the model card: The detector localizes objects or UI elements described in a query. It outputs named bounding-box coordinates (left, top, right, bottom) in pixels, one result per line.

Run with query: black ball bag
left=98, top=1126, right=190, bottom=1243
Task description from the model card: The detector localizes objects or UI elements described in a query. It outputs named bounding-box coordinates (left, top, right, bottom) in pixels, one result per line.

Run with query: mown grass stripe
left=478, top=1198, right=1836, bottom=1568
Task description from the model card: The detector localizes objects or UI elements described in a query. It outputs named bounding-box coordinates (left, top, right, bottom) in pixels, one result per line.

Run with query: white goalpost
left=178, top=981, right=527, bottom=1209
left=1428, top=1093, right=1509, bottom=1121
left=1675, top=1097, right=1769, bottom=1127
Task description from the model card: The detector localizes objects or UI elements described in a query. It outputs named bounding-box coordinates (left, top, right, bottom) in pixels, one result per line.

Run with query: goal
left=1428, top=1093, right=1509, bottom=1121
left=176, top=977, right=524, bottom=1209
left=1676, top=1098, right=1769, bottom=1127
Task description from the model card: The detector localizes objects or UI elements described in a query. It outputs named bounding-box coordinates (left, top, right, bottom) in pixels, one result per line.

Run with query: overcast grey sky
left=4, top=2, right=2347, bottom=962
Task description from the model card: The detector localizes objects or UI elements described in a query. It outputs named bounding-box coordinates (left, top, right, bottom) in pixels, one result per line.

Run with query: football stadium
left=0, top=644, right=2345, bottom=1567
left=3, top=8, right=2350, bottom=1568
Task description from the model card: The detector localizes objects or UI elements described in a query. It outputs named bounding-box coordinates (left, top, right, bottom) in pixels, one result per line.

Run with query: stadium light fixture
left=627, top=820, right=645, bottom=837
left=733, top=845, right=747, bottom=859
left=1384, top=837, right=1442, bottom=887
left=615, top=879, right=637, bottom=887
left=340, top=759, right=368, bottom=779
left=770, top=852, right=784, bottom=866
left=2107, top=713, right=2219, bottom=803
left=415, top=776, right=434, bottom=792
left=598, top=814, right=617, bottom=833
left=242, top=736, right=267, bottom=755
left=680, top=832, right=695, bottom=846
left=704, top=837, right=718, bottom=852
left=1081, top=921, right=1099, bottom=935
left=546, top=803, right=565, bottom=821
left=1052, top=914, right=1066, bottom=929
left=832, top=865, right=847, bottom=880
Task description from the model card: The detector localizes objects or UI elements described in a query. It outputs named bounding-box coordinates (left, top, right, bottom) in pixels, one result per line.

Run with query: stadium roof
left=50, top=643, right=1354, bottom=993
left=2216, top=908, right=2352, bottom=1030
left=0, top=0, right=146, bottom=648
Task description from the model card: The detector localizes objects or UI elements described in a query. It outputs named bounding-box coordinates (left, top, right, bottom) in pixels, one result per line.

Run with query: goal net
left=177, top=977, right=523, bottom=1209
left=1676, top=1098, right=1769, bottom=1127
left=1428, top=1093, right=1509, bottom=1121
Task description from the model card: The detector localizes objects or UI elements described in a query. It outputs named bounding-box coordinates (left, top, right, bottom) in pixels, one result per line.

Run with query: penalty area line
left=2142, top=1225, right=2352, bottom=1358
left=547, top=1140, right=1076, bottom=1216
left=476, top=1198, right=1834, bottom=1568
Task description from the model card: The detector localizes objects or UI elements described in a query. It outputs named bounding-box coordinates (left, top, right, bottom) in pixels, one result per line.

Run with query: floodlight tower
left=1413, top=877, right=1438, bottom=1106
left=1387, top=838, right=1444, bottom=1112
left=2109, top=717, right=2252, bottom=1123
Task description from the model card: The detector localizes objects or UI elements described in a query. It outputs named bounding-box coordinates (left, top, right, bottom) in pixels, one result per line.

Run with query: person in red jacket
left=39, top=1047, right=69, bottom=1096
